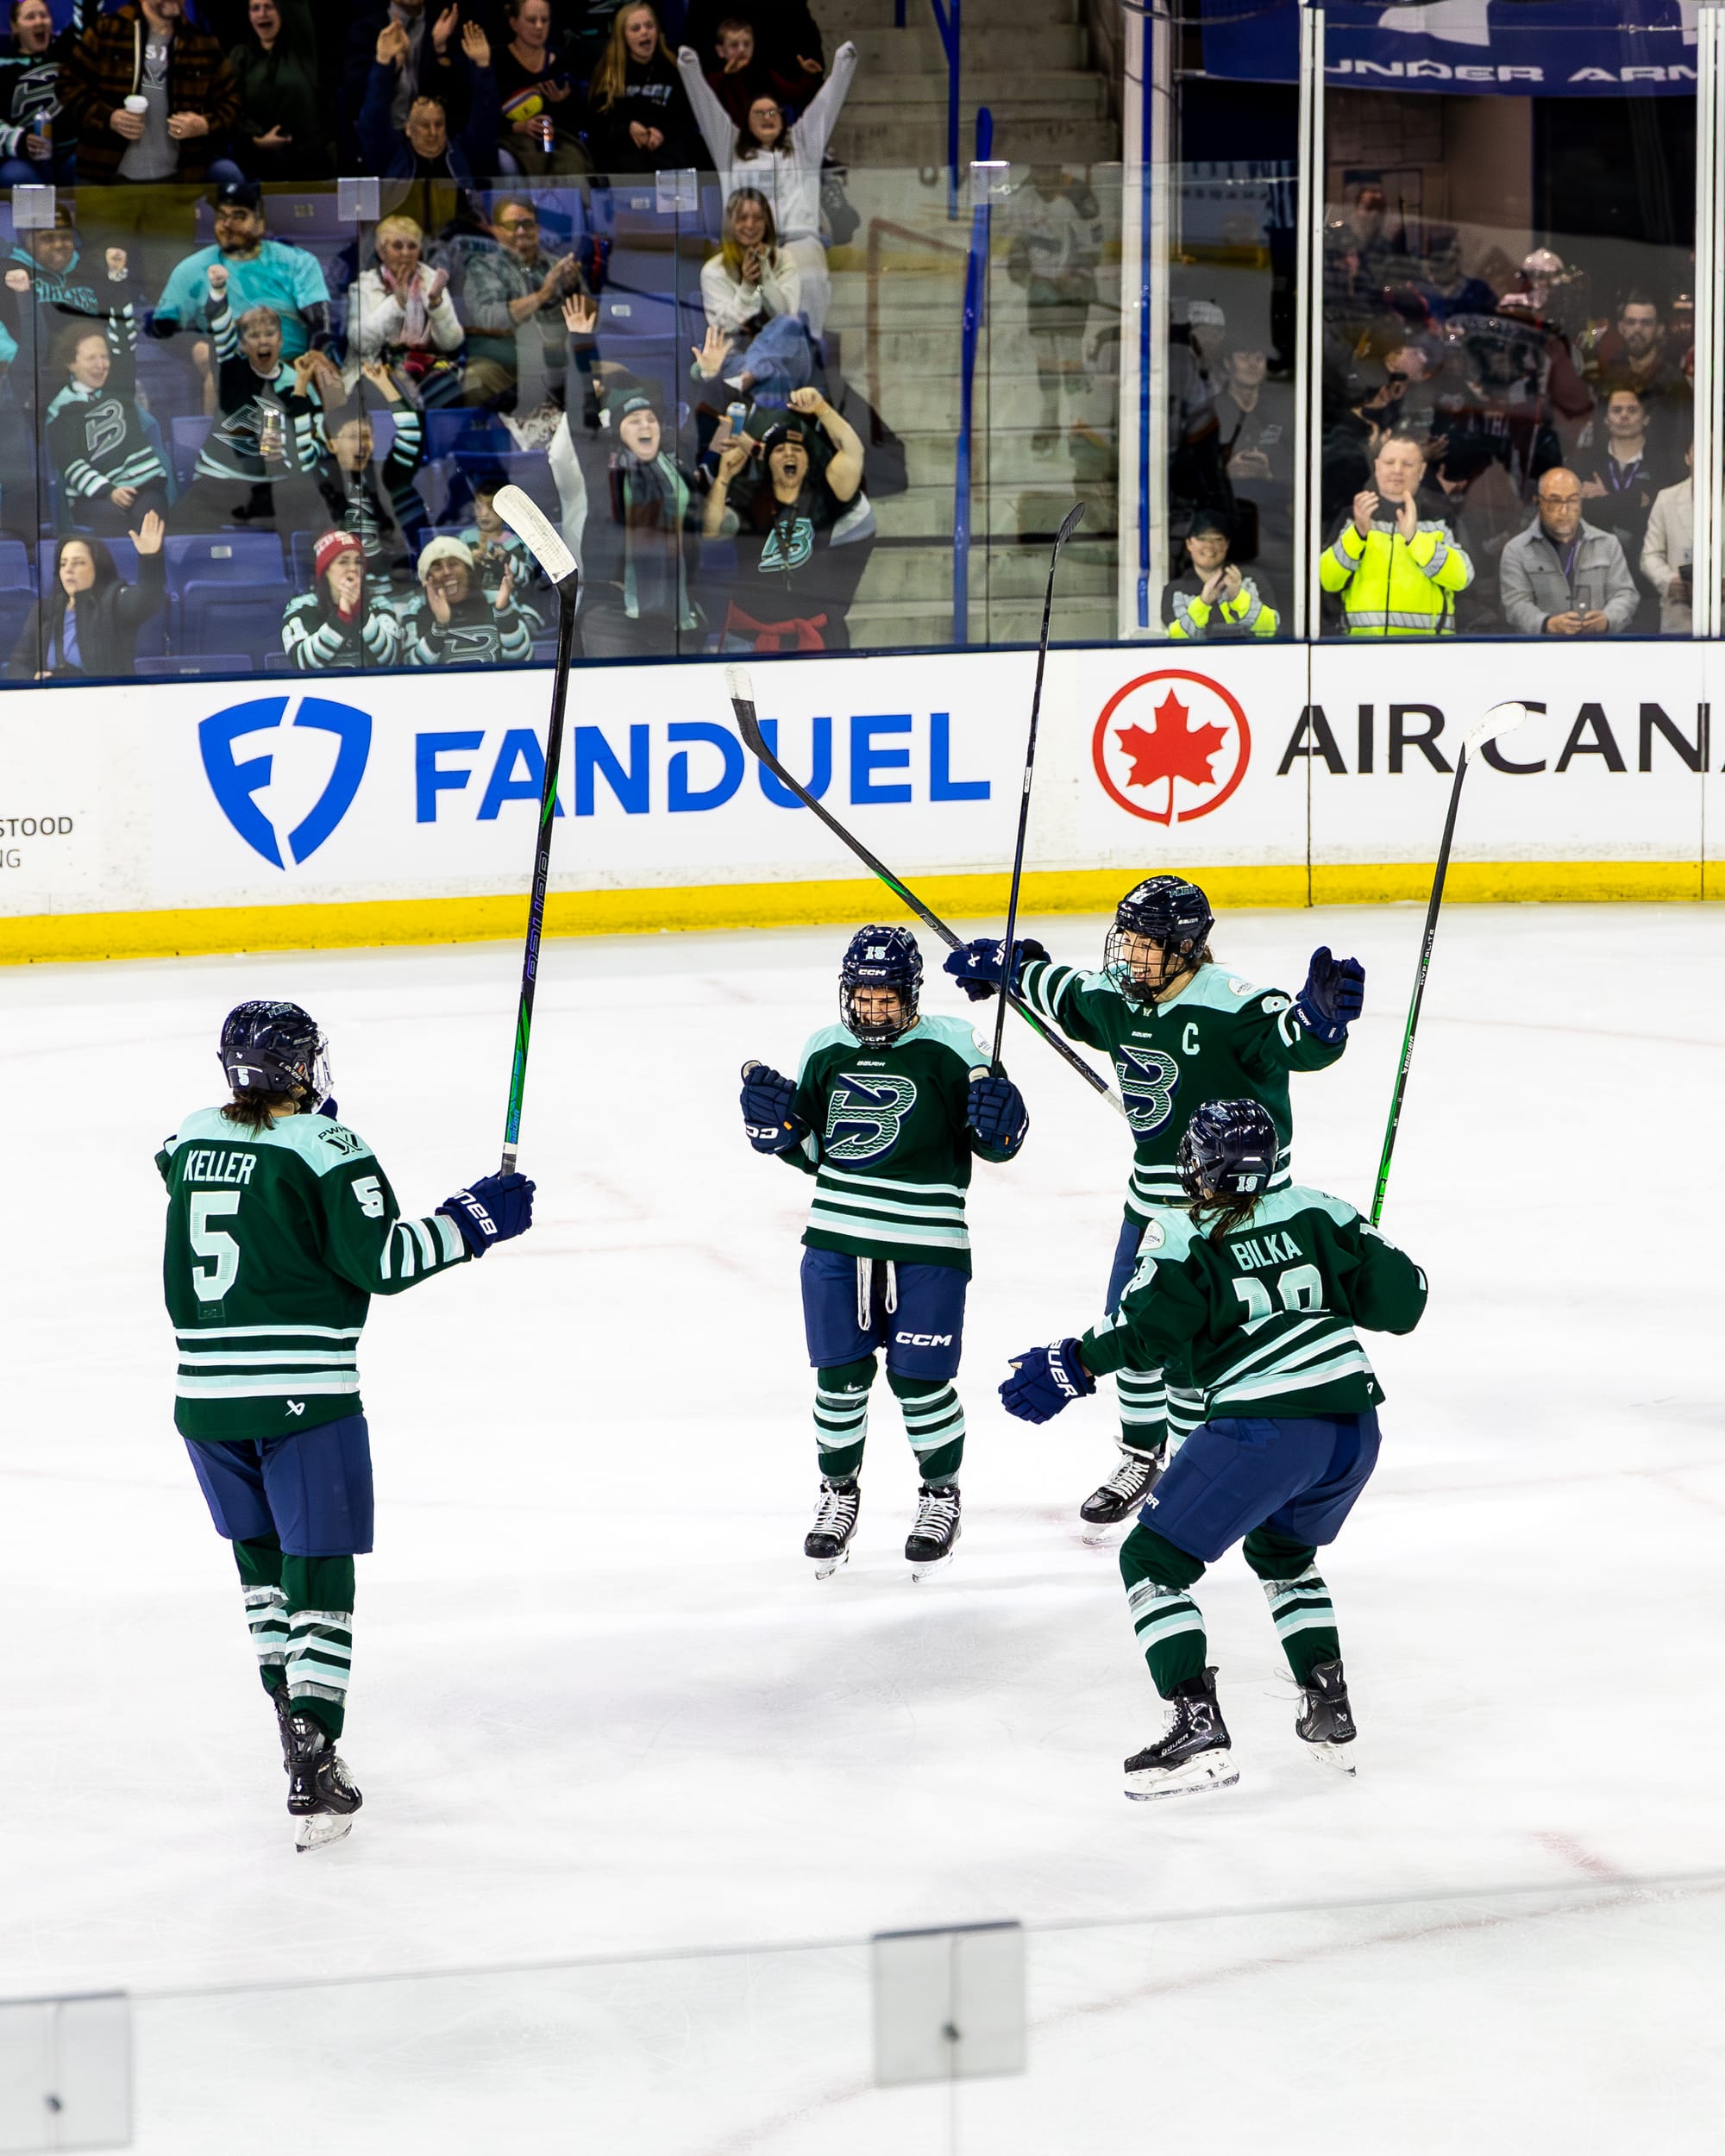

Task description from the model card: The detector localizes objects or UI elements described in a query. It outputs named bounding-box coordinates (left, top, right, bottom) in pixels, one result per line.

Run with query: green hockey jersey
left=1081, top=1185, right=1427, bottom=1420
left=1017, top=956, right=1344, bottom=1224
left=158, top=1106, right=470, bottom=1441
left=782, top=1012, right=1016, bottom=1275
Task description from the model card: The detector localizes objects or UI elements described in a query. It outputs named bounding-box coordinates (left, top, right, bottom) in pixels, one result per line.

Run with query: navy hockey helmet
left=1176, top=1098, right=1277, bottom=1205
left=1103, top=874, right=1214, bottom=1005
left=840, top=925, right=923, bottom=1043
left=218, top=1000, right=329, bottom=1101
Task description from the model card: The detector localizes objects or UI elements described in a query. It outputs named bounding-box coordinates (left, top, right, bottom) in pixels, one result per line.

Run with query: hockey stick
left=492, top=484, right=580, bottom=1174
left=724, top=666, right=1125, bottom=1118
left=1371, top=699, right=1531, bottom=1225
left=991, top=500, right=1085, bottom=1073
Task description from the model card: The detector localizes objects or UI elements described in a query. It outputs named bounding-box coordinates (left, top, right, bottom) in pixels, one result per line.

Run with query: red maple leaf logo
left=1114, top=693, right=1229, bottom=820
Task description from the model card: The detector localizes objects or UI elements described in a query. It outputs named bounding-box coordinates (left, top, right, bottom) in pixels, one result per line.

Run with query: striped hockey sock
left=1114, top=1367, right=1166, bottom=1461
left=814, top=1357, right=874, bottom=1482
left=1244, top=1530, right=1341, bottom=1684
left=244, top=1583, right=290, bottom=1682
left=1120, top=1523, right=1208, bottom=1695
left=283, top=1555, right=355, bottom=1739
left=888, top=1372, right=965, bottom=1486
left=1164, top=1384, right=1208, bottom=1460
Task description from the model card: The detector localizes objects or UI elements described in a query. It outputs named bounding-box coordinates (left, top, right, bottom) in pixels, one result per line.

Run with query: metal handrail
left=954, top=110, right=1000, bottom=644
left=894, top=0, right=964, bottom=216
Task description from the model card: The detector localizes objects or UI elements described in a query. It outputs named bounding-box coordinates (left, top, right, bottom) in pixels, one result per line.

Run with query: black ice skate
left=1079, top=1449, right=1164, bottom=1534
left=271, top=1683, right=294, bottom=1771
left=905, top=1482, right=961, bottom=1581
left=1124, top=1668, right=1239, bottom=1801
left=805, top=1478, right=860, bottom=1580
left=1295, top=1658, right=1358, bottom=1775
left=284, top=1712, right=363, bottom=1852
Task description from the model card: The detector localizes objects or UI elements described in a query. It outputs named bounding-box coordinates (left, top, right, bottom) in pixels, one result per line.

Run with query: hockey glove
left=1000, top=1338, right=1095, bottom=1424
left=1295, top=947, right=1365, bottom=1044
left=740, top=1062, right=808, bottom=1154
left=966, top=1072, right=1029, bottom=1157
left=941, top=936, right=1050, bottom=1003
left=439, top=1171, right=536, bottom=1257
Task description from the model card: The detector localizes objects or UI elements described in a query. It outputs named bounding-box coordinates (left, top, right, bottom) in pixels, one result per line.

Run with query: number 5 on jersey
left=189, top=1190, right=242, bottom=1301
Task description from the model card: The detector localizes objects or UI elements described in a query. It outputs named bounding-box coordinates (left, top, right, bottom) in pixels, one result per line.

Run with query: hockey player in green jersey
left=159, top=1000, right=535, bottom=1850
left=1001, top=1099, right=1427, bottom=1800
left=946, top=874, right=1364, bottom=1528
left=740, top=926, right=1029, bottom=1580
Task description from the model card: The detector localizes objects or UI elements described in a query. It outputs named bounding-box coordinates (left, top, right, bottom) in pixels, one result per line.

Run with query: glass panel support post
left=1116, top=0, right=1170, bottom=637
left=1295, top=3, right=1325, bottom=642
left=1694, top=7, right=1724, bottom=639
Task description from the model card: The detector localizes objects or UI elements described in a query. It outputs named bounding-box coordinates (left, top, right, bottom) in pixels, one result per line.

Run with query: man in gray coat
left=1499, top=466, right=1638, bottom=636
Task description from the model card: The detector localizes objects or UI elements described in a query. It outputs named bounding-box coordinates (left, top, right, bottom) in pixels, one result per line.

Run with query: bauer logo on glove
left=1000, top=1338, right=1096, bottom=1424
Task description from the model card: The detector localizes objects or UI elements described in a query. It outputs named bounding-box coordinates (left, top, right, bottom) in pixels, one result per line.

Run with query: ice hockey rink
left=5, top=902, right=1723, bottom=2153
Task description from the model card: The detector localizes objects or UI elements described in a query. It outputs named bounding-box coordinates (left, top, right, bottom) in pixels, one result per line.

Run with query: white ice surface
left=3, top=906, right=1723, bottom=2150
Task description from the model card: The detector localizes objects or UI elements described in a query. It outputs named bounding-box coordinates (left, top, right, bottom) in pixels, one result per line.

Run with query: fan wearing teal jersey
left=158, top=1000, right=536, bottom=1852
left=946, top=874, right=1364, bottom=1530
left=1001, top=1099, right=1427, bottom=1801
left=740, top=927, right=1029, bottom=1581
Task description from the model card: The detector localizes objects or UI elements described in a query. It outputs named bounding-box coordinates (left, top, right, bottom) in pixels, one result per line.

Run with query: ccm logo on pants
left=894, top=1331, right=954, bottom=1346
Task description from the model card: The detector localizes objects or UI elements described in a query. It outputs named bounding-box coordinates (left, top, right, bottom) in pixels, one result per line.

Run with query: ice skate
left=271, top=1683, right=294, bottom=1772
left=1124, top=1669, right=1239, bottom=1801
left=1295, top=1658, right=1357, bottom=1776
left=805, top=1478, right=860, bottom=1580
left=284, top=1712, right=363, bottom=1852
left=906, top=1482, right=961, bottom=1580
left=1079, top=1448, right=1163, bottom=1536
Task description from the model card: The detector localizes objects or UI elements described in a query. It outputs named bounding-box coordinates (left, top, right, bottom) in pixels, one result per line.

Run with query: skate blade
left=1300, top=1739, right=1357, bottom=1777
left=1079, top=1517, right=1127, bottom=1545
left=810, top=1545, right=850, bottom=1582
left=908, top=1549, right=955, bottom=1583
left=294, top=1811, right=357, bottom=1852
left=1124, top=1752, right=1239, bottom=1802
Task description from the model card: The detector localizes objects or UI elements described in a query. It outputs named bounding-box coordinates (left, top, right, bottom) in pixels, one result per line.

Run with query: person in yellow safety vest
left=1161, top=509, right=1280, bottom=642
left=1319, top=433, right=1472, bottom=635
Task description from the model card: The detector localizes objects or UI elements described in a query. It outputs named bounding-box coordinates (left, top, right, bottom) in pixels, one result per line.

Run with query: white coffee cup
left=123, top=94, right=148, bottom=114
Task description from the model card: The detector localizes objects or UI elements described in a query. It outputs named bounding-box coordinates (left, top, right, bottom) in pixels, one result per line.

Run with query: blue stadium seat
left=137, top=654, right=255, bottom=678
left=165, top=531, right=285, bottom=585
left=449, top=448, right=561, bottom=521
left=179, top=578, right=292, bottom=661
left=171, top=416, right=212, bottom=488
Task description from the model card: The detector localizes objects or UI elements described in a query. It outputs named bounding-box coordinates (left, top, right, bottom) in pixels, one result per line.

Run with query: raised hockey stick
left=493, top=484, right=580, bottom=1174
left=991, top=500, right=1085, bottom=1074
left=724, top=665, right=1125, bottom=1118
left=1371, top=699, right=1532, bottom=1225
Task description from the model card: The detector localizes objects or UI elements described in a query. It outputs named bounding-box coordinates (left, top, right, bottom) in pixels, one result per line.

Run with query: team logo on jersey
left=824, top=1071, right=918, bottom=1163
left=1092, top=669, right=1251, bottom=824
left=1116, top=1044, right=1180, bottom=1136
left=199, top=695, right=372, bottom=868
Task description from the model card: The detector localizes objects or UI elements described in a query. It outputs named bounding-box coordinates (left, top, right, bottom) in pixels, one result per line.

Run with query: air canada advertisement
left=3, top=640, right=1722, bottom=924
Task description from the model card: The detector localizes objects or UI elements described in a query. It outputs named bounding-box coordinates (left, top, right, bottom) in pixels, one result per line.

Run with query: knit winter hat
left=314, top=529, right=363, bottom=581
left=417, top=536, right=474, bottom=583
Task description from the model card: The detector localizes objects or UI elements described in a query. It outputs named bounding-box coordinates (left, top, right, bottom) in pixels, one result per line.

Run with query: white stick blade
left=1465, top=700, right=1533, bottom=754
left=724, top=664, right=756, bottom=709
left=493, top=484, right=577, bottom=585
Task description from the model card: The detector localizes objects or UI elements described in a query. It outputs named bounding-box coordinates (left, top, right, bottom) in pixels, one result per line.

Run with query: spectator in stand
left=1161, top=511, right=1278, bottom=642
left=61, top=0, right=242, bottom=186
left=1007, top=167, right=1101, bottom=456
left=1413, top=228, right=1496, bottom=323
left=281, top=528, right=404, bottom=669
left=457, top=467, right=549, bottom=635
left=340, top=0, right=460, bottom=170
left=565, top=372, right=706, bottom=658
left=693, top=190, right=812, bottom=404
left=299, top=362, right=427, bottom=589
left=1427, top=432, right=1523, bottom=633
left=685, top=0, right=824, bottom=86
left=227, top=0, right=329, bottom=184
left=495, top=0, right=587, bottom=177
left=701, top=389, right=870, bottom=651
left=0, top=210, right=131, bottom=400
left=154, top=180, right=333, bottom=421
left=697, top=16, right=804, bottom=130
left=459, top=196, right=586, bottom=412
left=174, top=278, right=330, bottom=530
left=1318, top=430, right=1472, bottom=638
left=679, top=38, right=856, bottom=338
left=586, top=3, right=699, bottom=174
left=405, top=534, right=531, bottom=665
left=9, top=511, right=166, bottom=678
left=1498, top=466, right=1637, bottom=638
left=1640, top=442, right=1694, bottom=637
left=0, top=0, right=85, bottom=186
left=1573, top=385, right=1667, bottom=621
left=346, top=215, right=464, bottom=407
left=359, top=15, right=500, bottom=181
left=46, top=314, right=172, bottom=536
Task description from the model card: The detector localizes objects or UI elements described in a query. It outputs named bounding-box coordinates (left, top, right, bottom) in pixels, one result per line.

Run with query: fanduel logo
left=199, top=695, right=372, bottom=869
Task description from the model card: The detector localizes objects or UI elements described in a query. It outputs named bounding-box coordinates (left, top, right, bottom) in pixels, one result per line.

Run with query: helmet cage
left=1104, top=874, right=1214, bottom=1006
left=839, top=926, right=923, bottom=1044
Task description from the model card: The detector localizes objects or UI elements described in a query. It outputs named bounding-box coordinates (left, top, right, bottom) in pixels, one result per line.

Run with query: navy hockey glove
left=942, top=936, right=1050, bottom=1003
left=967, top=1072, right=1029, bottom=1156
left=1000, top=1338, right=1095, bottom=1424
left=440, top=1172, right=536, bottom=1257
left=1295, top=947, right=1365, bottom=1044
left=740, top=1062, right=808, bottom=1154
